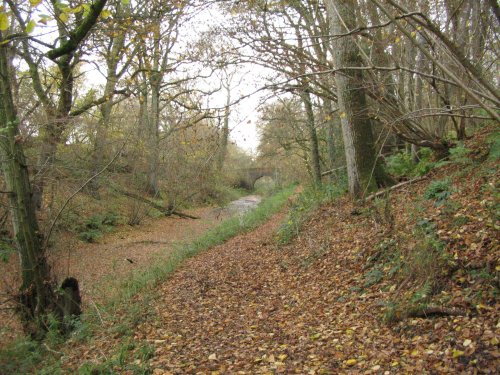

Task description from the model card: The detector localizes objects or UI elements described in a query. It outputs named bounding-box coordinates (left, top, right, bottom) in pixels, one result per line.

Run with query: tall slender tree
left=325, top=0, right=386, bottom=197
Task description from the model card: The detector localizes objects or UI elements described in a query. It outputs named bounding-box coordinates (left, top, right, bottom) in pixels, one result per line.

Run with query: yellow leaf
left=29, top=0, right=42, bottom=7
left=101, top=9, right=112, bottom=19
left=345, top=359, right=357, bottom=366
left=463, top=339, right=472, bottom=347
left=278, top=354, right=287, bottom=361
left=395, top=37, right=401, bottom=43
left=452, top=349, right=465, bottom=358
left=476, top=303, right=491, bottom=310
left=411, top=350, right=419, bottom=356
left=25, top=19, right=36, bottom=34
left=340, top=112, right=346, bottom=119
left=59, top=12, right=69, bottom=23
left=0, top=13, right=9, bottom=31
left=411, top=31, right=416, bottom=37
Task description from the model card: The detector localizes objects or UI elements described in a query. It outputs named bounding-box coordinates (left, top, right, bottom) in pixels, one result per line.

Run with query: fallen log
left=366, top=176, right=427, bottom=201
left=113, top=187, right=199, bottom=219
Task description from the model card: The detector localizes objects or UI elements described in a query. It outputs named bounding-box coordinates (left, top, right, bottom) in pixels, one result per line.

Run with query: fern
left=424, top=178, right=453, bottom=206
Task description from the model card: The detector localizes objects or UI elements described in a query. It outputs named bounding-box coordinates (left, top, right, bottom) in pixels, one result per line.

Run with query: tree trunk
left=0, top=36, right=56, bottom=338
left=301, top=91, right=322, bottom=186
left=412, top=27, right=426, bottom=162
left=146, top=72, right=161, bottom=197
left=326, top=0, right=385, bottom=197
left=89, top=4, right=127, bottom=196
left=32, top=56, right=74, bottom=209
left=322, top=98, right=338, bottom=182
left=217, top=87, right=231, bottom=171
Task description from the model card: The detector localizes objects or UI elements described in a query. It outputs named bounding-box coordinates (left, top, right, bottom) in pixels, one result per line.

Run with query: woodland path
left=0, top=196, right=261, bottom=345
left=50, top=195, right=261, bottom=305
left=64, top=175, right=498, bottom=374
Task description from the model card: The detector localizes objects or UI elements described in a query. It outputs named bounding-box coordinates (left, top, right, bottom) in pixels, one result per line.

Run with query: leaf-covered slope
left=65, top=131, right=498, bottom=374
left=131, top=165, right=499, bottom=374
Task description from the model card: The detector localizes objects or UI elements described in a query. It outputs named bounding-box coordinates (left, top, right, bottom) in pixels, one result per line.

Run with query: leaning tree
left=0, top=0, right=107, bottom=338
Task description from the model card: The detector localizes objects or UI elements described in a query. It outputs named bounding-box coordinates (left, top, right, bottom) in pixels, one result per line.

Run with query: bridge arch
left=235, top=167, right=278, bottom=190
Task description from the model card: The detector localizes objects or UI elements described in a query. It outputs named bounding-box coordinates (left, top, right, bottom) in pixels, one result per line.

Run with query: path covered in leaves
left=0, top=203, right=236, bottom=346
left=60, top=148, right=498, bottom=374
left=120, top=171, right=497, bottom=373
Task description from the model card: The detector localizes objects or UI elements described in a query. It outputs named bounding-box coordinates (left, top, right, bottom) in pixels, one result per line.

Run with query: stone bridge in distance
left=236, top=167, right=278, bottom=190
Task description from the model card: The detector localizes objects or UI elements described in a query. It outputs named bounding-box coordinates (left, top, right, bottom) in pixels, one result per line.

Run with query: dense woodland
left=0, top=0, right=498, bottom=373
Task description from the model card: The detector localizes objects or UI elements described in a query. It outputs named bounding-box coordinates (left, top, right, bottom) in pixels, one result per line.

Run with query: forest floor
left=2, top=131, right=499, bottom=374
left=51, top=131, right=498, bottom=374
left=0, top=196, right=260, bottom=347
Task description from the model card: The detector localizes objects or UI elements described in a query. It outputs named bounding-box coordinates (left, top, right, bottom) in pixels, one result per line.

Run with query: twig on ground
left=409, top=306, right=468, bottom=318
left=43, top=343, right=64, bottom=355
left=89, top=298, right=104, bottom=325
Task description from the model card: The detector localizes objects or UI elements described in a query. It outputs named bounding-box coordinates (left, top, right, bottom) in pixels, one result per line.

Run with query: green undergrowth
left=386, top=147, right=434, bottom=178
left=0, top=185, right=297, bottom=375
left=77, top=211, right=123, bottom=242
left=362, top=143, right=498, bottom=322
left=380, top=218, right=455, bottom=322
left=276, top=180, right=347, bottom=245
left=358, top=179, right=461, bottom=323
left=385, top=142, right=477, bottom=180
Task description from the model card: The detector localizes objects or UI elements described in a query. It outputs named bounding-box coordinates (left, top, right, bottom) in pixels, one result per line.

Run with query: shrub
left=78, top=212, right=122, bottom=242
left=386, top=151, right=414, bottom=177
left=448, top=142, right=473, bottom=164
left=386, top=148, right=434, bottom=178
left=423, top=178, right=453, bottom=206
